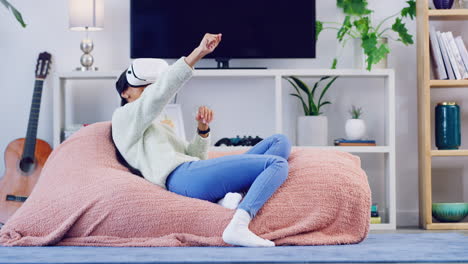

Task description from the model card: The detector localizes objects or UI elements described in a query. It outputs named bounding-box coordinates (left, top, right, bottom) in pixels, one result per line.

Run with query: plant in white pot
left=284, top=75, right=339, bottom=146
left=345, top=105, right=366, bottom=140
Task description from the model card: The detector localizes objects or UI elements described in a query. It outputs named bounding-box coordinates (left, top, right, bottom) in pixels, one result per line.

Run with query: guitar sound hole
left=19, top=157, right=35, bottom=174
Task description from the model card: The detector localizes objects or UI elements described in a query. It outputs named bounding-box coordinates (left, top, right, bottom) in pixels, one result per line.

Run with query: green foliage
left=349, top=105, right=363, bottom=119
left=1, top=0, right=26, bottom=27
left=284, top=76, right=339, bottom=116
left=391, top=17, right=413, bottom=45
left=337, top=0, right=372, bottom=15
left=317, top=0, right=416, bottom=71
left=401, top=0, right=416, bottom=19
left=316, top=21, right=323, bottom=40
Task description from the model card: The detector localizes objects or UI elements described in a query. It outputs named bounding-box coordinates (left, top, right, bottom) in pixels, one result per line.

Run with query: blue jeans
left=166, top=134, right=291, bottom=218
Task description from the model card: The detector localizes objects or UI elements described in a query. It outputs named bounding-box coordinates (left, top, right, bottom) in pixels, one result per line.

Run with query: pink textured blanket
left=0, top=122, right=370, bottom=247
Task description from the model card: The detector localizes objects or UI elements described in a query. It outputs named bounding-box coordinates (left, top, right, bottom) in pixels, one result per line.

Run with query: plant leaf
left=331, top=58, right=338, bottom=69
left=290, top=93, right=310, bottom=115
left=283, top=77, right=301, bottom=103
left=353, top=16, right=370, bottom=35
left=0, top=0, right=26, bottom=27
left=316, top=21, right=323, bottom=39
left=337, top=0, right=372, bottom=16
left=319, top=101, right=332, bottom=107
left=337, top=16, right=352, bottom=41
left=401, top=0, right=416, bottom=20
left=287, top=76, right=310, bottom=95
left=318, top=76, right=339, bottom=107
left=391, top=17, right=413, bottom=45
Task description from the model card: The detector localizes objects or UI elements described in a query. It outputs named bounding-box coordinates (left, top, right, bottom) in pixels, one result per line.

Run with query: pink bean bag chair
left=0, top=121, right=371, bottom=247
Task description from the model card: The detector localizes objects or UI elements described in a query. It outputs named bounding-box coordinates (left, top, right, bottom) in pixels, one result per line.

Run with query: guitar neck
left=22, top=79, right=44, bottom=159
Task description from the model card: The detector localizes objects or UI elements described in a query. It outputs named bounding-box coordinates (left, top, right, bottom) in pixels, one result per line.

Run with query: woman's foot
left=217, top=192, right=243, bottom=209
left=222, top=209, right=275, bottom=247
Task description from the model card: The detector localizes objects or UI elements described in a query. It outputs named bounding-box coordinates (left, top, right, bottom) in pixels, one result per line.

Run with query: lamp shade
left=69, top=0, right=104, bottom=31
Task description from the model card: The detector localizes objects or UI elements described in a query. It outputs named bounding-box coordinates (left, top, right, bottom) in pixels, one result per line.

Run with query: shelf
left=428, top=9, right=468, bottom=20
left=431, top=149, right=468, bottom=156
left=426, top=222, right=468, bottom=229
left=430, top=80, right=468, bottom=88
left=210, top=146, right=391, bottom=153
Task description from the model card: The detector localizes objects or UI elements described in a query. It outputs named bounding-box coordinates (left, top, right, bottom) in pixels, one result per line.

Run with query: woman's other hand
left=185, top=33, right=222, bottom=68
left=196, top=106, right=213, bottom=130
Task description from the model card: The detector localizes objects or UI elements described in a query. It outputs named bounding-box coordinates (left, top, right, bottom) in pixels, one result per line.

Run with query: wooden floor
left=371, top=226, right=468, bottom=235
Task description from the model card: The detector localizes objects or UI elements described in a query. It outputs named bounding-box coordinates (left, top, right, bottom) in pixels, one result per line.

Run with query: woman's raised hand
left=185, top=33, right=222, bottom=68
left=198, top=33, right=222, bottom=57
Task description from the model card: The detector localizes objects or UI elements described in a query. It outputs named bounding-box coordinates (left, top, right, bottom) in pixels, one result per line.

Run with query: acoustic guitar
left=0, top=52, right=53, bottom=224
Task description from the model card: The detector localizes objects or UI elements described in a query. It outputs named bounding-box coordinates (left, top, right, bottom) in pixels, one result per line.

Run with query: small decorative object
left=435, top=102, right=461, bottom=150
left=316, top=0, right=416, bottom=70
left=345, top=105, right=366, bottom=140
left=69, top=0, right=104, bottom=71
left=433, top=0, right=455, bottom=9
left=154, top=104, right=186, bottom=140
left=283, top=75, right=339, bottom=146
left=432, top=203, right=468, bottom=222
left=214, top=136, right=263, bottom=147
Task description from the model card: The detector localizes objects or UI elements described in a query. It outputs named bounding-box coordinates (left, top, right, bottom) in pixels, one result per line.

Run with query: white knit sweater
left=111, top=57, right=211, bottom=189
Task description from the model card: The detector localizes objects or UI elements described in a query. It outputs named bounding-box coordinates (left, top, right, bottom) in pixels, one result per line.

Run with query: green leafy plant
left=349, top=105, right=363, bottom=119
left=1, top=0, right=26, bottom=27
left=316, top=0, right=416, bottom=70
left=284, top=75, right=339, bottom=116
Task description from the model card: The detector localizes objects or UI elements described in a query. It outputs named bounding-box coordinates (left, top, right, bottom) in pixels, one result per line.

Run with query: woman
left=112, top=33, right=291, bottom=247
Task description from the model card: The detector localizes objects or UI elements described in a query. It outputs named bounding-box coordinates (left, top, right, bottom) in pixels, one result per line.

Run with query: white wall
left=0, top=0, right=424, bottom=226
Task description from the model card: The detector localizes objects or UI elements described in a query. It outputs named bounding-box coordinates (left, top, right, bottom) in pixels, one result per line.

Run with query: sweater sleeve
left=112, top=57, right=194, bottom=148
left=185, top=132, right=211, bottom=160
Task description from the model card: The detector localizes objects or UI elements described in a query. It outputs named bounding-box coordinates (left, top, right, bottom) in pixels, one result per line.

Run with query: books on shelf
left=334, top=138, right=376, bottom=146
left=430, top=27, right=468, bottom=80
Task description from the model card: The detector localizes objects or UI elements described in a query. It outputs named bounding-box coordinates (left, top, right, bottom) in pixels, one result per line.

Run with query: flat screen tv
left=130, top=0, right=316, bottom=67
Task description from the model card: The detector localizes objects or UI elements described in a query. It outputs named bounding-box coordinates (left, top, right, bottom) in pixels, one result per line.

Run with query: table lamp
left=69, top=0, right=104, bottom=71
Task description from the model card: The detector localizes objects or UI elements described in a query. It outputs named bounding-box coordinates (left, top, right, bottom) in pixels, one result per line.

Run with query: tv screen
left=130, top=0, right=316, bottom=60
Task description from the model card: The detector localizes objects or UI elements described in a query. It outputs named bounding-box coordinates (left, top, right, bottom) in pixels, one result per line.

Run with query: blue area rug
left=0, top=233, right=467, bottom=263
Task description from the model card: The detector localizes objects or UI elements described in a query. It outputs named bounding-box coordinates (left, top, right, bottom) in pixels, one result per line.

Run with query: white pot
left=297, top=116, right=328, bottom=146
left=353, top=37, right=388, bottom=69
left=345, top=119, right=366, bottom=140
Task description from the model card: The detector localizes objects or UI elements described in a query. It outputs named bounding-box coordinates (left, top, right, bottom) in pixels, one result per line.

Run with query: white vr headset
left=126, top=58, right=169, bottom=87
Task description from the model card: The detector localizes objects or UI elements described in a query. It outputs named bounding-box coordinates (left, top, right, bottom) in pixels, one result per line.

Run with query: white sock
left=217, top=192, right=243, bottom=209
left=222, top=209, right=275, bottom=247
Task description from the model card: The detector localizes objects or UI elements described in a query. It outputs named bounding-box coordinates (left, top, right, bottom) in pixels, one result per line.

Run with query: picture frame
left=153, top=104, right=186, bottom=141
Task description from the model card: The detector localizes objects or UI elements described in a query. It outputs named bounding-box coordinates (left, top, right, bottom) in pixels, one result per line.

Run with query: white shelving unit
left=54, top=68, right=396, bottom=230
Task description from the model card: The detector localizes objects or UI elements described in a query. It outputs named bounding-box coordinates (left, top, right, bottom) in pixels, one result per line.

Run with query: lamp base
left=75, top=66, right=99, bottom=71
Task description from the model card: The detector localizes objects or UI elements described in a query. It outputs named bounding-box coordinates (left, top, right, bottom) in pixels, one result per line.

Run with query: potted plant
left=1, top=0, right=26, bottom=27
left=284, top=75, right=339, bottom=146
left=316, top=0, right=416, bottom=70
left=345, top=105, right=366, bottom=140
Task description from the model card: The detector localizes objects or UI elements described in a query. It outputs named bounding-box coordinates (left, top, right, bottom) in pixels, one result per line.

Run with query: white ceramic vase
left=345, top=119, right=366, bottom=140
left=353, top=37, right=388, bottom=69
left=297, top=116, right=328, bottom=146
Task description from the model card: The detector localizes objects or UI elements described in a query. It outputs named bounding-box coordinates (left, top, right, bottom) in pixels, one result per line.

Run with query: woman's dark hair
left=116, top=70, right=130, bottom=107
left=110, top=126, right=143, bottom=178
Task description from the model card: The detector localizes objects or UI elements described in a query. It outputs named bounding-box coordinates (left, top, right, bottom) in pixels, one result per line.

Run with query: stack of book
left=334, top=138, right=376, bottom=146
left=371, top=203, right=381, bottom=224
left=430, top=27, right=468, bottom=80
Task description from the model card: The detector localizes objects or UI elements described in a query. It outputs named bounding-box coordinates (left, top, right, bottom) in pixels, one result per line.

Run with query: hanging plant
left=316, top=0, right=416, bottom=70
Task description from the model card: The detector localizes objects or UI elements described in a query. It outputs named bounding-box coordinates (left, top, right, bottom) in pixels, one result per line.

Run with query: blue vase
left=435, top=102, right=461, bottom=150
left=433, top=0, right=454, bottom=9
